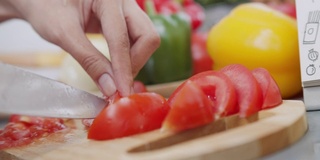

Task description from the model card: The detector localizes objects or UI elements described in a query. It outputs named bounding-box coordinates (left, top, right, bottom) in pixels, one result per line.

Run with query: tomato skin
left=252, top=68, right=283, bottom=109
left=191, top=32, right=214, bottom=75
left=82, top=85, right=147, bottom=129
left=88, top=92, right=170, bottom=140
left=220, top=64, right=263, bottom=117
left=162, top=80, right=215, bottom=132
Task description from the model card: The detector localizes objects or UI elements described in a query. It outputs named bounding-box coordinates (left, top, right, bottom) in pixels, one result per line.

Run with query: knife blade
left=0, top=62, right=107, bottom=118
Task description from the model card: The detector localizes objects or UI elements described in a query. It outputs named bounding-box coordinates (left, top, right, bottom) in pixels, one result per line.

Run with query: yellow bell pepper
left=207, top=2, right=301, bottom=98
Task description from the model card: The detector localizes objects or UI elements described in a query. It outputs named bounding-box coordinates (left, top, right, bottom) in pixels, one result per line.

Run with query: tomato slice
left=168, top=71, right=237, bottom=117
left=88, top=92, right=170, bottom=140
left=220, top=64, right=263, bottom=117
left=162, top=80, right=215, bottom=132
left=252, top=68, right=283, bottom=109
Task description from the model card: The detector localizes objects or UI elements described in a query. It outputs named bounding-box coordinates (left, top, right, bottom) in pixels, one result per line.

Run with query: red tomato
left=191, top=32, right=214, bottom=75
left=252, top=68, right=283, bottom=109
left=162, top=80, right=215, bottom=132
left=168, top=70, right=237, bottom=117
left=84, top=81, right=147, bottom=130
left=88, top=92, right=170, bottom=140
left=220, top=64, right=263, bottom=117
left=133, top=81, right=148, bottom=93
left=268, top=2, right=296, bottom=19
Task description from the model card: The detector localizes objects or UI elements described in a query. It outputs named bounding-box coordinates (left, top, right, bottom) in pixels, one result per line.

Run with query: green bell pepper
left=135, top=0, right=193, bottom=85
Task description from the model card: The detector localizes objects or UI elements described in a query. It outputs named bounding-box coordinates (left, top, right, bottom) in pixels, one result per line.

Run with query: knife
left=0, top=62, right=107, bottom=118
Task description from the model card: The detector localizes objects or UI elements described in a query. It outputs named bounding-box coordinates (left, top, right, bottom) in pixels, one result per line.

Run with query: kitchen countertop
left=263, top=110, right=320, bottom=160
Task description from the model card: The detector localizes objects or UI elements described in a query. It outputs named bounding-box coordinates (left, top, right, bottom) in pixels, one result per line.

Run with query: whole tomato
left=207, top=3, right=301, bottom=98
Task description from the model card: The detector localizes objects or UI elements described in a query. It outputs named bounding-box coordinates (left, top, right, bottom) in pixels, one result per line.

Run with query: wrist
left=0, top=0, right=22, bottom=22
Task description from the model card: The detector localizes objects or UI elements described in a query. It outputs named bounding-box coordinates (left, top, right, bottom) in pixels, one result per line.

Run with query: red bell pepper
left=179, top=0, right=205, bottom=30
left=136, top=0, right=205, bottom=30
left=136, top=0, right=170, bottom=11
left=191, top=31, right=213, bottom=75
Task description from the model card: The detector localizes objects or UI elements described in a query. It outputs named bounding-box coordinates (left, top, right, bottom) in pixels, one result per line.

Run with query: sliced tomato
left=162, top=80, right=215, bottom=132
left=220, top=64, right=263, bottom=117
left=168, top=70, right=237, bottom=117
left=88, top=92, right=170, bottom=140
left=252, top=68, right=283, bottom=109
left=190, top=71, right=238, bottom=116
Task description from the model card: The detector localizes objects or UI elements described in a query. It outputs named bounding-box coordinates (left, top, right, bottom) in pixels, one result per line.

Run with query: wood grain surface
left=0, top=100, right=308, bottom=160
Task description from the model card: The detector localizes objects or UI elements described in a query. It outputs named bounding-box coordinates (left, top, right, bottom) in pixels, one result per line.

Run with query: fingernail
left=98, top=73, right=117, bottom=97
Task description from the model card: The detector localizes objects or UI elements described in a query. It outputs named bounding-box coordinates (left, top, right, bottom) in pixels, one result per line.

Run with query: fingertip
left=98, top=73, right=117, bottom=97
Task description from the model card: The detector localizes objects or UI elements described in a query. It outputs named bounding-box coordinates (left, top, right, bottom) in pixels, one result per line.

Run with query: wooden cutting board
left=0, top=100, right=308, bottom=160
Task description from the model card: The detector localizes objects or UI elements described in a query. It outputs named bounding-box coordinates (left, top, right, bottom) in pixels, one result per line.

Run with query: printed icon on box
left=306, top=64, right=316, bottom=76
left=308, top=49, right=319, bottom=62
left=303, top=11, right=320, bottom=44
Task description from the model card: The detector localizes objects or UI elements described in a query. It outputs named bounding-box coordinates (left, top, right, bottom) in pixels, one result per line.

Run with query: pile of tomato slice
left=0, top=115, right=67, bottom=149
left=88, top=64, right=282, bottom=140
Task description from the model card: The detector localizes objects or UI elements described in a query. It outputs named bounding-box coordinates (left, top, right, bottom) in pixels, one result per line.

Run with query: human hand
left=2, top=0, right=160, bottom=97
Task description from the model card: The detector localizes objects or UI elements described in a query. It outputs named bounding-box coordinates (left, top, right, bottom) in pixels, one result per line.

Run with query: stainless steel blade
left=0, top=62, right=107, bottom=118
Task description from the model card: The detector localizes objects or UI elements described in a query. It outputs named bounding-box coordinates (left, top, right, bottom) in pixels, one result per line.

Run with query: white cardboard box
left=296, top=0, right=320, bottom=110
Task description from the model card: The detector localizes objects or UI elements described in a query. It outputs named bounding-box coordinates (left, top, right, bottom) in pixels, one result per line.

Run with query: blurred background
left=0, top=0, right=298, bottom=97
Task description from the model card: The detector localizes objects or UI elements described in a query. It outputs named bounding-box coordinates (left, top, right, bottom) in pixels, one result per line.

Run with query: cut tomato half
left=220, top=64, right=263, bottom=117
left=162, top=80, right=215, bottom=132
left=252, top=68, right=283, bottom=109
left=88, top=92, right=170, bottom=140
